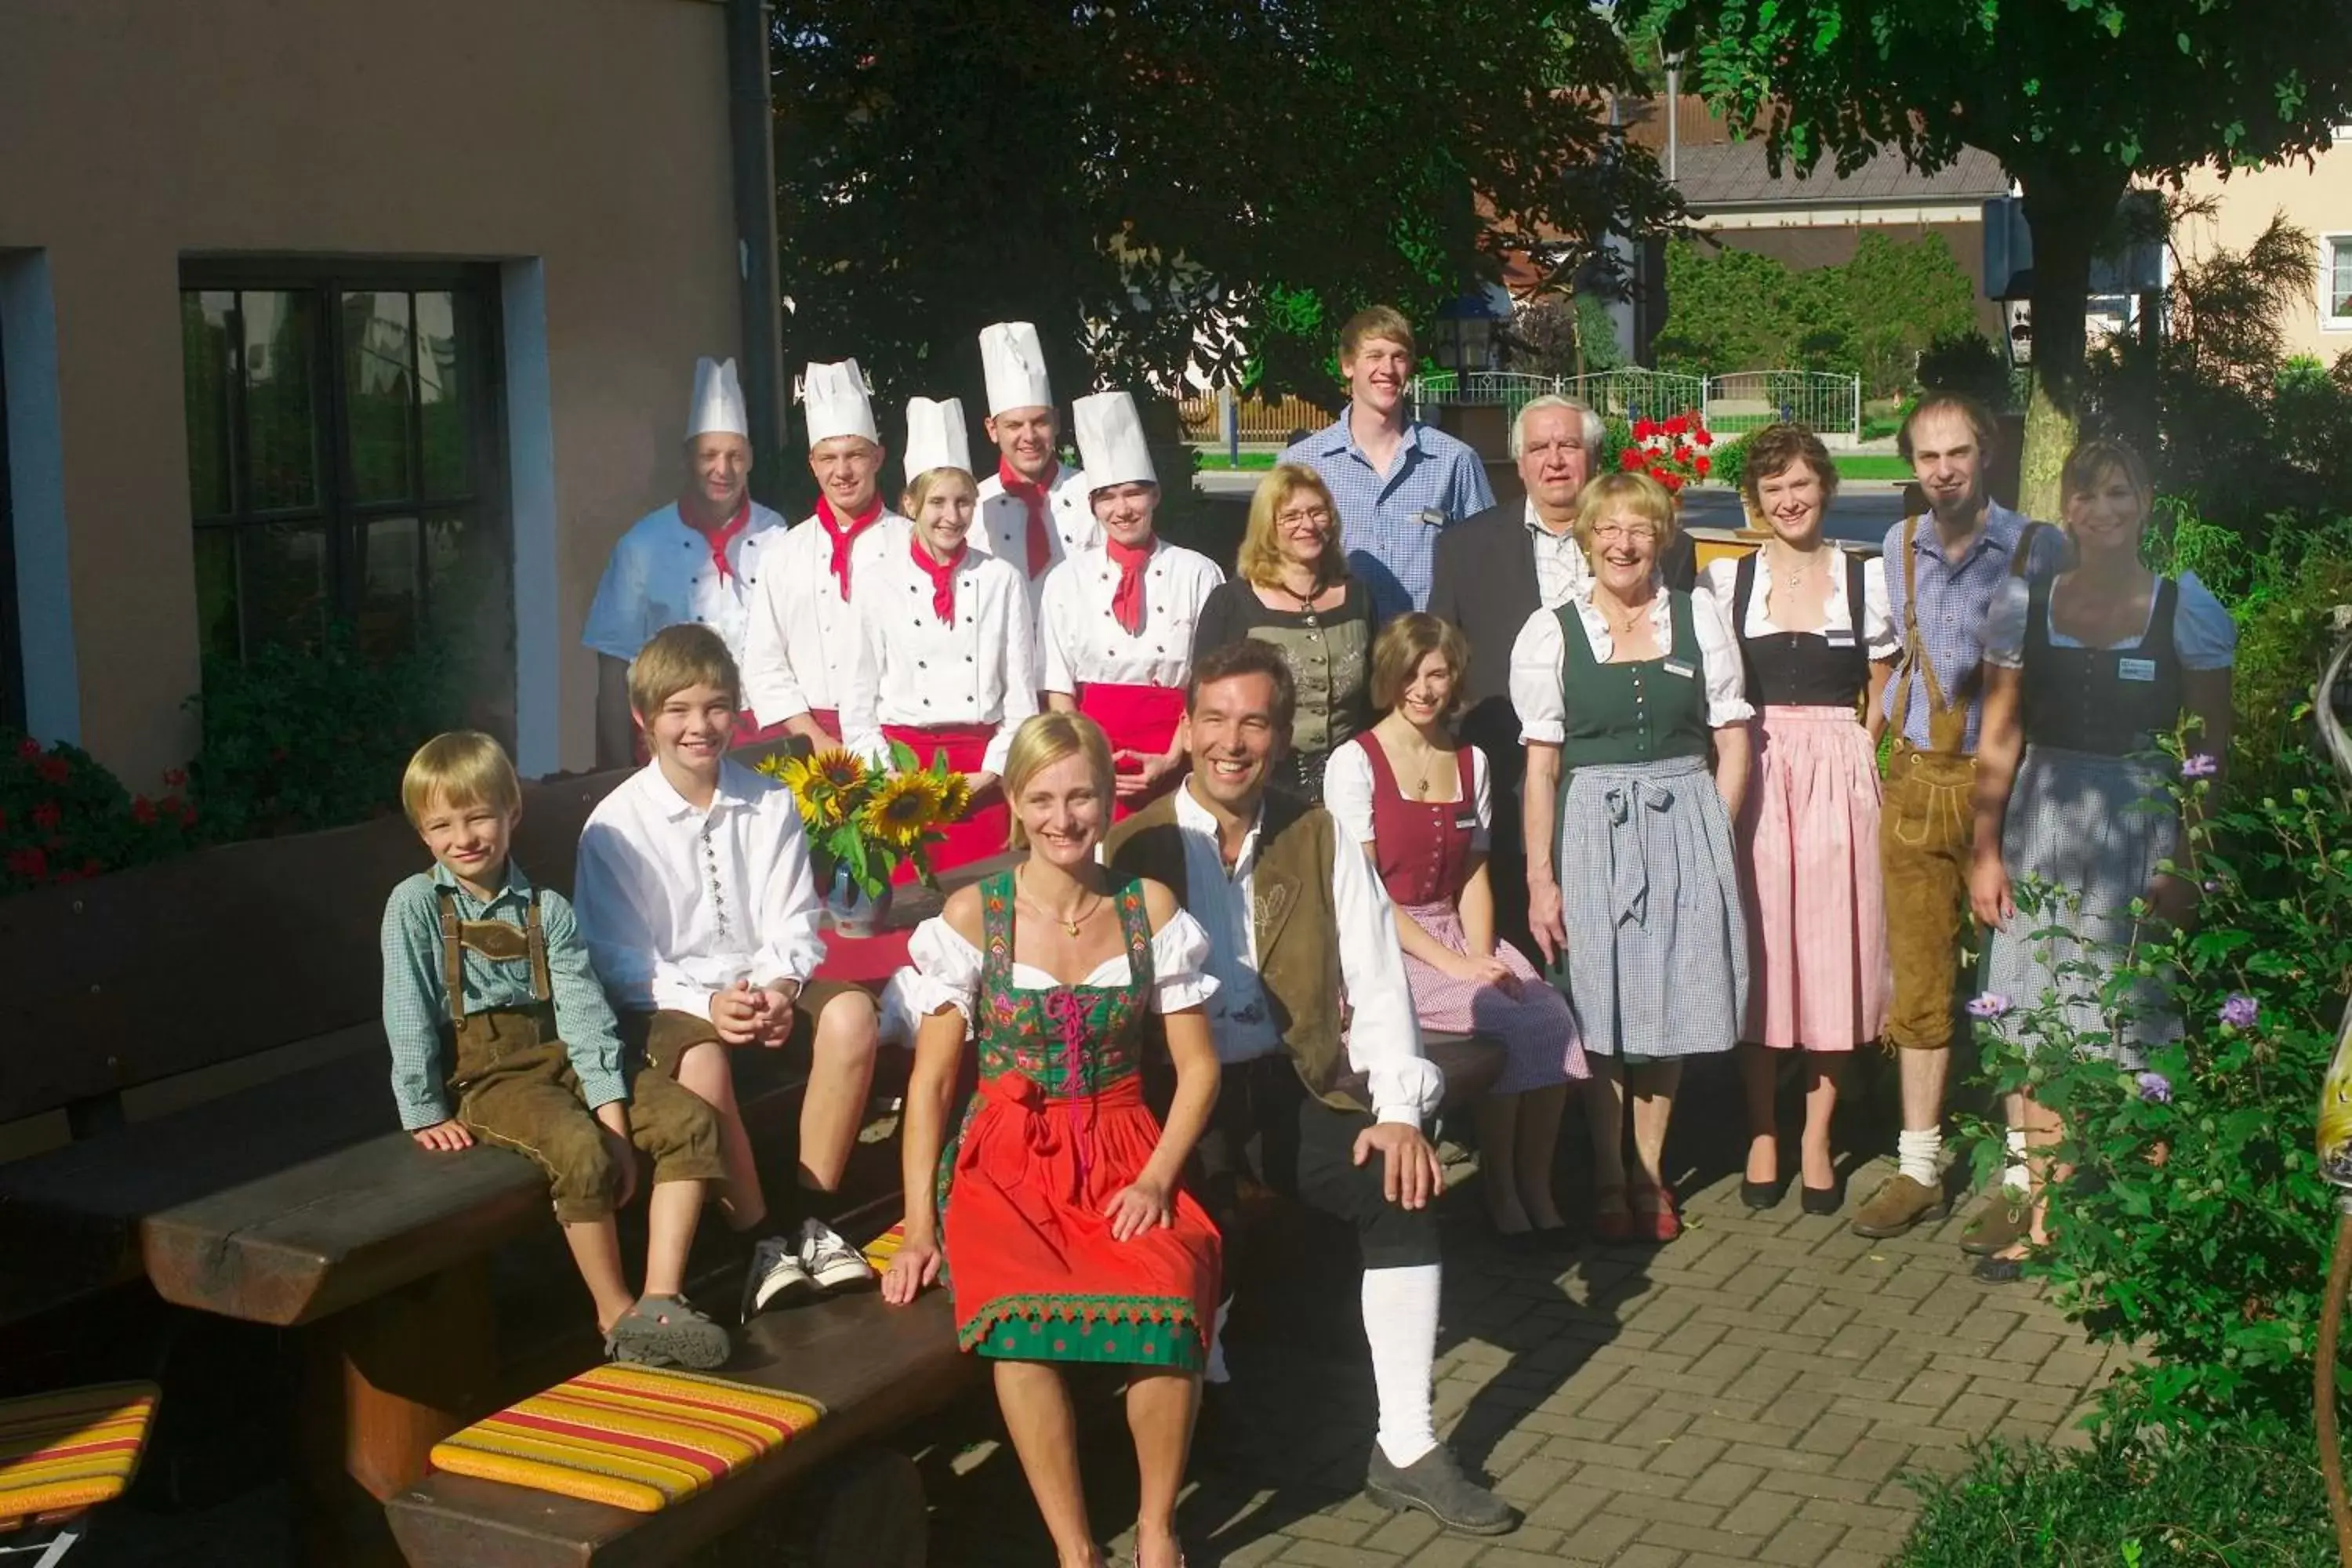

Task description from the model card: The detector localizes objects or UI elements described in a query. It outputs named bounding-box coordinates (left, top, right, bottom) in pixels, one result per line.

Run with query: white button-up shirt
left=1524, top=500, right=1592, bottom=608
left=739, top=510, right=910, bottom=724
left=972, top=463, right=1099, bottom=592
left=573, top=758, right=827, bottom=1019
left=1509, top=579, right=1755, bottom=742
left=1169, top=783, right=1444, bottom=1127
left=1038, top=539, right=1225, bottom=692
left=841, top=542, right=1039, bottom=777
left=1697, top=548, right=1899, bottom=658
left=581, top=501, right=791, bottom=669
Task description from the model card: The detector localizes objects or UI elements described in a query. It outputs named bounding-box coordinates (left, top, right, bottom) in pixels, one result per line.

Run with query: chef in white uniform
left=1039, top=390, right=1224, bottom=815
left=739, top=360, right=908, bottom=749
left=841, top=397, right=1038, bottom=873
left=971, top=321, right=1097, bottom=592
left=583, top=358, right=791, bottom=764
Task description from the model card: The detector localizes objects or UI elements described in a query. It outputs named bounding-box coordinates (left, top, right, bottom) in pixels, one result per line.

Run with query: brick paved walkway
left=915, top=1143, right=2125, bottom=1567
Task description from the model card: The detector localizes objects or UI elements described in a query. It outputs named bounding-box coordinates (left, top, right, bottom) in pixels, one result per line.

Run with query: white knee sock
left=2003, top=1128, right=2031, bottom=1192
left=1203, top=1296, right=1232, bottom=1385
left=1362, top=1264, right=1442, bottom=1468
left=1896, top=1128, right=1943, bottom=1188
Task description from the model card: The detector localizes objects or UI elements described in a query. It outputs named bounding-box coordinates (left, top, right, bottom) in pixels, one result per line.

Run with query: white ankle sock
left=1362, top=1264, right=1441, bottom=1468
left=1896, top=1128, right=1943, bottom=1188
left=2002, top=1128, right=2031, bottom=1192
left=1203, top=1296, right=1232, bottom=1385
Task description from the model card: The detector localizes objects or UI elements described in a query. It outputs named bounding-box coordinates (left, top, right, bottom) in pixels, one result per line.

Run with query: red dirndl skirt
left=882, top=721, right=1004, bottom=877
left=1077, top=682, right=1187, bottom=819
left=944, top=1074, right=1221, bottom=1367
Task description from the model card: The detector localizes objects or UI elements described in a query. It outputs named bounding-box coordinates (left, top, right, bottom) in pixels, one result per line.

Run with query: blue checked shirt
left=1879, top=503, right=2065, bottom=753
left=379, top=860, right=629, bottom=1132
left=1279, top=416, right=1495, bottom=622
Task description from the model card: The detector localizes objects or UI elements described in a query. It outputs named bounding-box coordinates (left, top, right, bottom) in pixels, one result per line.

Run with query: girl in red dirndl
left=883, top=711, right=1221, bottom=1568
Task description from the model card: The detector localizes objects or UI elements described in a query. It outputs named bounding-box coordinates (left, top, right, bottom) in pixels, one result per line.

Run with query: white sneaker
left=741, top=1233, right=815, bottom=1319
left=799, top=1218, right=877, bottom=1291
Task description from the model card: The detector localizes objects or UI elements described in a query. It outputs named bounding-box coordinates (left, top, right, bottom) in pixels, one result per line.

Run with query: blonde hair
left=1369, top=613, right=1471, bottom=718
left=902, top=466, right=978, bottom=519
left=1338, top=304, right=1417, bottom=363
left=999, top=712, right=1116, bottom=850
left=1573, top=471, right=1681, bottom=556
left=628, top=623, right=741, bottom=720
left=1239, top=463, right=1345, bottom=589
left=401, top=731, right=520, bottom=829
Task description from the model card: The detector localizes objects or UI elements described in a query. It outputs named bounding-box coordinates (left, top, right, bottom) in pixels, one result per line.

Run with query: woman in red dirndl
left=883, top=711, right=1221, bottom=1568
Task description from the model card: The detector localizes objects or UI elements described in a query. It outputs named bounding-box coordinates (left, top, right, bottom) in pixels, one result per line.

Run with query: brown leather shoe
left=1959, top=1189, right=2031, bottom=1256
left=1849, top=1174, right=1951, bottom=1238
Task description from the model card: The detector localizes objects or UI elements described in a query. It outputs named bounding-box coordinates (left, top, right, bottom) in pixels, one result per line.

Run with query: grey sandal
left=605, top=1294, right=731, bottom=1370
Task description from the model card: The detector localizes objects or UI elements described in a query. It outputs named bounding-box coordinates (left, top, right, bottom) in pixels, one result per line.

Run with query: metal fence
left=1698, top=370, right=1862, bottom=439
left=1173, top=390, right=1331, bottom=448
left=1409, top=366, right=1861, bottom=441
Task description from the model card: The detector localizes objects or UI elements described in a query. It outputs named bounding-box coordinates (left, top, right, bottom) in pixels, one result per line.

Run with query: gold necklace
left=1016, top=868, right=1098, bottom=938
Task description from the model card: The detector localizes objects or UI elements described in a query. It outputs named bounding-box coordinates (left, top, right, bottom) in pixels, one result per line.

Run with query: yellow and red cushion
left=0, top=1381, right=160, bottom=1528
left=861, top=1222, right=907, bottom=1272
left=428, top=1364, right=822, bottom=1514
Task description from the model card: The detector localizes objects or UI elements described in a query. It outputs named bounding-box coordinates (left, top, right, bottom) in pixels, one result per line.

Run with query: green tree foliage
left=1614, top=0, right=2352, bottom=509
left=1650, top=231, right=1972, bottom=393
left=768, top=0, right=1682, bottom=418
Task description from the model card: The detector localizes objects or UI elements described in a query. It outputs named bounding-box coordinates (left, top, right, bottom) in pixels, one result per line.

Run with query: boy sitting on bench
left=381, top=731, right=732, bottom=1369
left=575, top=625, right=883, bottom=1319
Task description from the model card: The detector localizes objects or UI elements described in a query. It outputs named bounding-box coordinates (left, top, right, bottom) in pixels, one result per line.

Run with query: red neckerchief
left=908, top=535, right=968, bottom=626
left=996, top=457, right=1058, bottom=577
left=813, top=494, right=884, bottom=599
left=683, top=497, right=752, bottom=584
left=1105, top=535, right=1153, bottom=637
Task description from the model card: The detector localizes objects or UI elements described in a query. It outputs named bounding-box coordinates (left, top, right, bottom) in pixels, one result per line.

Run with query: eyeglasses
left=1590, top=523, right=1658, bottom=543
left=1276, top=507, right=1334, bottom=528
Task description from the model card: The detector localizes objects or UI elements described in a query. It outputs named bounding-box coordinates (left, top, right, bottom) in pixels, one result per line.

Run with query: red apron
left=1077, top=682, right=1188, bottom=819
left=881, top=721, right=1005, bottom=877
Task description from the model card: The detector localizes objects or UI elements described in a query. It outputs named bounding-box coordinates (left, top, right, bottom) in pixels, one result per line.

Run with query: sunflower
left=811, top=748, right=869, bottom=793
left=862, top=771, right=946, bottom=850
left=935, top=771, right=974, bottom=822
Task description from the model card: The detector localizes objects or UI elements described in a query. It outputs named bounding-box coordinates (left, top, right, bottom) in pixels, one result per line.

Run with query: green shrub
left=188, top=622, right=457, bottom=840
left=1711, top=434, right=1747, bottom=495
left=0, top=734, right=201, bottom=895
left=1896, top=1426, right=2334, bottom=1567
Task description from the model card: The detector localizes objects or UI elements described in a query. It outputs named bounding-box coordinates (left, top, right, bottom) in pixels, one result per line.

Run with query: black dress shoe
left=1739, top=1176, right=1786, bottom=1210
left=1365, top=1445, right=1519, bottom=1536
left=1799, top=1181, right=1843, bottom=1216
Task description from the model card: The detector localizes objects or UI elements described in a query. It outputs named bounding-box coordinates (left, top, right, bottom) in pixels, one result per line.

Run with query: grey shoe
left=605, top=1294, right=731, bottom=1370
left=1959, top=1189, right=2031, bottom=1256
left=1849, top=1173, right=1951, bottom=1239
left=1364, top=1445, right=1518, bottom=1536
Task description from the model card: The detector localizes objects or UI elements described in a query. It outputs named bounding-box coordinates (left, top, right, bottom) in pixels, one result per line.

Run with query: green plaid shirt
left=379, top=860, right=628, bottom=1131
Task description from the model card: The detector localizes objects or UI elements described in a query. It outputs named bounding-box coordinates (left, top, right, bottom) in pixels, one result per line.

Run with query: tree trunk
left=2014, top=162, right=2130, bottom=518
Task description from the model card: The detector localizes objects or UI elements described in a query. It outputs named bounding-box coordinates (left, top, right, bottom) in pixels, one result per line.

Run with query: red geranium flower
left=1695, top=455, right=1712, bottom=477
left=1673, top=444, right=1693, bottom=464
left=131, top=795, right=157, bottom=825
left=1632, top=417, right=1656, bottom=441
left=31, top=801, right=60, bottom=831
left=6, top=847, right=45, bottom=880
left=1693, top=429, right=1714, bottom=448
left=16, top=737, right=40, bottom=759
left=34, top=757, right=69, bottom=786
left=1619, top=447, right=1646, bottom=471
left=163, top=767, right=188, bottom=788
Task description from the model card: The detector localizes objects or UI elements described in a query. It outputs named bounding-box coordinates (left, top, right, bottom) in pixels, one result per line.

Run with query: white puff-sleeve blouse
left=1981, top=569, right=2238, bottom=671
left=891, top=906, right=1221, bottom=1027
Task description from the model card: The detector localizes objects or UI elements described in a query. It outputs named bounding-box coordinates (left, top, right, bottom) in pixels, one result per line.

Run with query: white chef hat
left=798, top=359, right=880, bottom=448
left=687, top=357, right=749, bottom=440
left=1072, top=390, right=1156, bottom=489
left=979, top=321, right=1054, bottom=417
left=902, top=396, right=972, bottom=477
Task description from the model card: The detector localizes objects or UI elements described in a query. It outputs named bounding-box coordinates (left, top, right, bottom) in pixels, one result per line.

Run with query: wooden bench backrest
left=0, top=768, right=632, bottom=1127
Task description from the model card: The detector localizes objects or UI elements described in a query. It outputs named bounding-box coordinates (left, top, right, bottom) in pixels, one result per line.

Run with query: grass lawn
left=1192, top=451, right=1281, bottom=470
left=1833, top=453, right=1914, bottom=482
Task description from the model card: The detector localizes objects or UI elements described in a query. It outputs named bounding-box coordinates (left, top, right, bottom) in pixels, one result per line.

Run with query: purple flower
left=2136, top=1072, right=2173, bottom=1105
left=2219, top=993, right=2259, bottom=1029
left=2180, top=753, right=2220, bottom=779
left=1966, top=993, right=2013, bottom=1020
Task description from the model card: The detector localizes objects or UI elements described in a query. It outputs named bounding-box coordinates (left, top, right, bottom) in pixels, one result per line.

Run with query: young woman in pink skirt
left=1324, top=612, right=1588, bottom=1240
left=1697, top=423, right=1896, bottom=1214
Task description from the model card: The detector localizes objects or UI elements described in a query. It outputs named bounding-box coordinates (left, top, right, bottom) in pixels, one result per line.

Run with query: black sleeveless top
left=2019, top=575, right=2183, bottom=757
left=1731, top=549, right=1872, bottom=707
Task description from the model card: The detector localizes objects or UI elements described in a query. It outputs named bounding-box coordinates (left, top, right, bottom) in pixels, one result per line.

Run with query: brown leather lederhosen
left=436, top=889, right=723, bottom=1223
left=1878, top=517, right=2049, bottom=1051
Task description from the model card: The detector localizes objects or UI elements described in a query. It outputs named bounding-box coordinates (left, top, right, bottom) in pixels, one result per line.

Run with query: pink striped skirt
left=1735, top=706, right=1889, bottom=1051
left=1399, top=902, right=1588, bottom=1094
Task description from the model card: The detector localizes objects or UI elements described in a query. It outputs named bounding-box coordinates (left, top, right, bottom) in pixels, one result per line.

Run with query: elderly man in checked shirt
left=1279, top=305, right=1494, bottom=624
left=1849, top=394, right=2065, bottom=1249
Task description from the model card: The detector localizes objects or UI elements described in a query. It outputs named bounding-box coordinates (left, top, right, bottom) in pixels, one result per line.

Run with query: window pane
left=343, top=291, right=415, bottom=503
left=182, top=292, right=237, bottom=519
left=416, top=291, right=471, bottom=498
left=193, top=526, right=241, bottom=661
left=2333, top=240, right=2352, bottom=319
left=240, top=521, right=328, bottom=652
left=240, top=292, right=319, bottom=510
left=425, top=510, right=515, bottom=748
left=361, top=514, right=421, bottom=659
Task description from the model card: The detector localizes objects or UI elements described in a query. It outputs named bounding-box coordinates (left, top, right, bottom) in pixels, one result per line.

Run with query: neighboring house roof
left=1671, top=139, right=2010, bottom=211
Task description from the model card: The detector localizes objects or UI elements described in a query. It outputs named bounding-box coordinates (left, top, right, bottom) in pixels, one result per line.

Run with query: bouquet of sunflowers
left=756, top=742, right=971, bottom=898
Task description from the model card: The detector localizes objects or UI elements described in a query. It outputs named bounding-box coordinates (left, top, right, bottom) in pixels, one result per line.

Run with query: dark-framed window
left=0, top=316, right=20, bottom=735
left=180, top=260, right=513, bottom=736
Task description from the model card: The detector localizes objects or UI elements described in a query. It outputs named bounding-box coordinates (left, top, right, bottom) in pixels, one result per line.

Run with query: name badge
left=1454, top=811, right=1479, bottom=831
left=1662, top=659, right=1695, bottom=679
left=2117, top=656, right=2158, bottom=683
left=1417, top=507, right=1446, bottom=529
left=1825, top=629, right=1857, bottom=647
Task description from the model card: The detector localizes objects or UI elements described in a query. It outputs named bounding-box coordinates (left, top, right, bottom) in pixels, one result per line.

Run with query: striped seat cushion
left=0, top=1381, right=160, bottom=1528
left=429, top=1365, right=823, bottom=1513
left=861, top=1222, right=907, bottom=1272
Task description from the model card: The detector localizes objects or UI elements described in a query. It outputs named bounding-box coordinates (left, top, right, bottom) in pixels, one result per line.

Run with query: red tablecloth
left=815, top=927, right=913, bottom=987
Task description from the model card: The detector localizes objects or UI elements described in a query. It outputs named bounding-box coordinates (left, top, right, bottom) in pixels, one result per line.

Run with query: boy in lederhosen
left=381, top=731, right=733, bottom=1368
